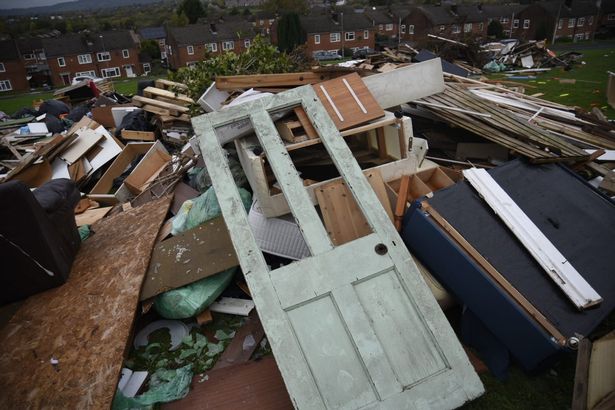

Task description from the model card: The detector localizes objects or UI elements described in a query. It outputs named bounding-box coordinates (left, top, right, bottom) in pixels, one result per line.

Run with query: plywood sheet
left=162, top=356, right=292, bottom=410
left=316, top=169, right=394, bottom=246
left=313, top=72, right=384, bottom=131
left=0, top=196, right=171, bottom=409
left=141, top=216, right=238, bottom=301
left=59, top=129, right=104, bottom=165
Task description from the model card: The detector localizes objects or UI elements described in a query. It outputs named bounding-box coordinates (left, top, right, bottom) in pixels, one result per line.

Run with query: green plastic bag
left=171, top=186, right=251, bottom=236
left=112, top=364, right=193, bottom=410
left=154, top=268, right=236, bottom=319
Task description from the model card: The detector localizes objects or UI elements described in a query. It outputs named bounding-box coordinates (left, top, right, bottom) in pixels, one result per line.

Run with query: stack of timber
left=132, top=80, right=192, bottom=125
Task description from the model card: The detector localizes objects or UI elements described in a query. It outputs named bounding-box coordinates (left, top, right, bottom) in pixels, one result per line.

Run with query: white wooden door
left=193, top=86, right=483, bottom=409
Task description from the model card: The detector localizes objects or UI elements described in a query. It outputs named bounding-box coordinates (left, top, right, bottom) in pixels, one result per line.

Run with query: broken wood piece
left=213, top=310, right=264, bottom=369
left=59, top=129, right=104, bottom=165
left=572, top=337, right=592, bottom=410
left=394, top=175, right=410, bottom=231
left=142, top=86, right=194, bottom=106
left=209, top=297, right=255, bottom=316
left=196, top=309, right=213, bottom=326
left=463, top=168, right=602, bottom=310
left=293, top=106, right=318, bottom=139
left=215, top=72, right=330, bottom=91
left=587, top=331, right=615, bottom=410
left=275, top=120, right=309, bottom=143
left=74, top=206, right=112, bottom=226
left=155, top=78, right=189, bottom=92
left=132, top=95, right=190, bottom=116
left=141, top=216, right=238, bottom=301
left=121, top=130, right=156, bottom=141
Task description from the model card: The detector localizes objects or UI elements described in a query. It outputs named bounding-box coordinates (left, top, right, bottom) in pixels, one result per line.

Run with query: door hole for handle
left=375, top=243, right=388, bottom=255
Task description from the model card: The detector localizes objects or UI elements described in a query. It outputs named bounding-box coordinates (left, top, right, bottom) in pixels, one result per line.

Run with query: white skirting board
left=463, top=167, right=602, bottom=310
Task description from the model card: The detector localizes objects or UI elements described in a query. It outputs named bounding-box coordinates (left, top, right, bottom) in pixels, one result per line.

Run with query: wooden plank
left=587, top=331, right=615, bottom=409
left=293, top=106, right=318, bottom=139
left=316, top=169, right=394, bottom=246
left=155, top=78, right=189, bottom=92
left=132, top=95, right=190, bottom=114
left=572, top=337, right=592, bottom=410
left=394, top=175, right=410, bottom=231
left=0, top=196, right=171, bottom=408
left=162, top=356, right=293, bottom=410
left=422, top=202, right=567, bottom=343
left=75, top=206, right=112, bottom=226
left=121, top=130, right=156, bottom=141
left=140, top=216, right=238, bottom=301
left=463, top=168, right=602, bottom=310
left=376, top=126, right=387, bottom=159
left=143, top=86, right=194, bottom=105
left=215, top=72, right=330, bottom=91
left=313, top=72, right=385, bottom=131
left=213, top=310, right=265, bottom=369
left=59, top=129, right=104, bottom=165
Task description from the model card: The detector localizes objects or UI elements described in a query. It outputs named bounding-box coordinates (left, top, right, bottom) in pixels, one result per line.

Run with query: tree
left=263, top=0, right=307, bottom=14
left=171, top=12, right=189, bottom=27
left=178, top=0, right=205, bottom=24
left=141, top=39, right=161, bottom=59
left=487, top=20, right=504, bottom=39
left=277, top=13, right=305, bottom=52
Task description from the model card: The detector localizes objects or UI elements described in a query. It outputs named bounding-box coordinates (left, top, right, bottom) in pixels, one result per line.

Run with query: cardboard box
left=90, top=141, right=169, bottom=202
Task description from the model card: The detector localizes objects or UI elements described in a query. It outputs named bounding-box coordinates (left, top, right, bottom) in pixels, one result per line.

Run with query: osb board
left=162, top=356, right=293, bottom=410
left=140, top=216, right=238, bottom=301
left=312, top=72, right=384, bottom=131
left=316, top=169, right=394, bottom=246
left=0, top=196, right=171, bottom=409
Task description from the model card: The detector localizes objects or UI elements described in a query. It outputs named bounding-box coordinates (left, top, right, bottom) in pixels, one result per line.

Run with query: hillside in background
left=0, top=0, right=172, bottom=16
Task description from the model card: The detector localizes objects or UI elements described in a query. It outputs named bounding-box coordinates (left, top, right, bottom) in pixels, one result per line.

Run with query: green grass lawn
left=0, top=75, right=164, bottom=116
left=488, top=48, right=615, bottom=118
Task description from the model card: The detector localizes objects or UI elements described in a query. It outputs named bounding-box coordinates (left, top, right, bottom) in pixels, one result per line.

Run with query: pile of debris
left=0, top=55, right=613, bottom=410
left=481, top=39, right=582, bottom=73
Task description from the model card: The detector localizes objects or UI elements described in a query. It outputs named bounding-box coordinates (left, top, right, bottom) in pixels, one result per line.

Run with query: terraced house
left=400, top=4, right=487, bottom=42
left=0, top=40, right=29, bottom=93
left=42, top=30, right=141, bottom=87
left=300, top=11, right=375, bottom=57
left=165, top=20, right=255, bottom=69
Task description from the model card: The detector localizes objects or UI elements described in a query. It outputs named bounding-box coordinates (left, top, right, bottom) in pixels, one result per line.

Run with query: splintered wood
left=0, top=196, right=171, bottom=409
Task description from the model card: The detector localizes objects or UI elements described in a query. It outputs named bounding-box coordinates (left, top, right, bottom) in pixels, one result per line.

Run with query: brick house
left=551, top=0, right=600, bottom=42
left=43, top=30, right=142, bottom=87
left=598, top=0, right=615, bottom=37
left=300, top=11, right=375, bottom=56
left=139, top=26, right=167, bottom=61
left=364, top=7, right=400, bottom=37
left=0, top=40, right=29, bottom=93
left=252, top=11, right=277, bottom=36
left=482, top=4, right=526, bottom=38
left=401, top=4, right=487, bottom=42
left=166, top=21, right=256, bottom=69
left=16, top=37, right=52, bottom=88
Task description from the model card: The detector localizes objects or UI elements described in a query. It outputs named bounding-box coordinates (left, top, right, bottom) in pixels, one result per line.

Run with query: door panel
left=193, top=85, right=484, bottom=409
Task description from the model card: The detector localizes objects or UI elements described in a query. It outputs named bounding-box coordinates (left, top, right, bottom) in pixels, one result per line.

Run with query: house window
left=479, top=22, right=484, bottom=31
left=122, top=49, right=129, bottom=58
left=222, top=41, right=234, bottom=50
left=97, top=52, right=110, bottom=61
left=259, top=19, right=264, bottom=25
left=513, top=19, right=519, bottom=28
left=244, top=39, right=251, bottom=48
left=345, top=31, right=355, bottom=41
left=452, top=25, right=460, bottom=34
left=78, top=54, right=92, bottom=64
left=142, top=63, right=151, bottom=73
left=464, top=23, right=472, bottom=32
left=575, top=33, right=584, bottom=41
left=588, top=16, right=593, bottom=25
left=75, top=70, right=96, bottom=77
left=207, top=43, right=217, bottom=52
left=363, top=30, right=369, bottom=39
left=400, top=24, right=406, bottom=34
left=330, top=32, right=341, bottom=42
left=440, top=25, right=445, bottom=32
left=523, top=19, right=530, bottom=29
left=378, top=24, right=383, bottom=31
left=568, top=18, right=576, bottom=28
left=0, top=63, right=5, bottom=72
left=187, top=61, right=198, bottom=68
left=269, top=19, right=275, bottom=25
left=385, top=23, right=393, bottom=31
left=0, top=80, right=12, bottom=91
left=314, top=34, right=321, bottom=44
left=101, top=67, right=120, bottom=78
left=57, top=57, right=66, bottom=67
left=558, top=19, right=564, bottom=29
left=577, top=17, right=585, bottom=27
left=409, top=25, right=415, bottom=35
left=500, top=18, right=509, bottom=24
left=23, top=53, right=35, bottom=60
left=187, top=45, right=194, bottom=55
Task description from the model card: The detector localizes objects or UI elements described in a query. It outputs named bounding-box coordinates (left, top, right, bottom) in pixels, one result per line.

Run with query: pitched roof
left=482, top=4, right=526, bottom=19
left=455, top=5, right=486, bottom=23
left=300, top=12, right=373, bottom=34
left=168, top=21, right=255, bottom=46
left=0, top=40, right=20, bottom=60
left=139, top=26, right=166, bottom=40
left=42, top=30, right=138, bottom=57
left=416, top=5, right=457, bottom=25
left=16, top=37, right=44, bottom=54
left=364, top=7, right=393, bottom=24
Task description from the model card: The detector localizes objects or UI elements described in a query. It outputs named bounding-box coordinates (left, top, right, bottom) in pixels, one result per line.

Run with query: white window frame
left=0, top=62, right=5, bottom=72
left=222, top=41, right=234, bottom=51
left=513, top=19, right=519, bottom=28
left=345, top=31, right=355, bottom=41
left=187, top=61, right=198, bottom=68
left=259, top=19, right=264, bottom=26
left=500, top=18, right=509, bottom=24
left=363, top=30, right=369, bottom=39
left=577, top=17, right=585, bottom=27
left=122, top=49, right=130, bottom=58
left=314, top=34, right=321, bottom=44
left=23, top=53, right=35, bottom=60
left=142, top=62, right=151, bottom=73
left=330, top=32, right=340, bottom=43
left=588, top=16, right=593, bottom=25
left=187, top=45, right=194, bottom=55
left=207, top=43, right=218, bottom=52
left=101, top=66, right=120, bottom=78
left=568, top=18, right=576, bottom=28
left=400, top=24, right=406, bottom=34
left=523, top=19, right=530, bottom=29
left=479, top=22, right=484, bottom=31
left=378, top=24, right=383, bottom=31
left=464, top=23, right=472, bottom=33
left=0, top=79, right=12, bottom=92
left=97, top=51, right=110, bottom=62
left=385, top=23, right=393, bottom=31
left=75, top=70, right=96, bottom=77
left=558, top=19, right=564, bottom=29
left=57, top=57, right=66, bottom=67
left=452, top=24, right=460, bottom=34
left=77, top=53, right=92, bottom=64
left=244, top=39, right=251, bottom=48
left=575, top=33, right=584, bottom=41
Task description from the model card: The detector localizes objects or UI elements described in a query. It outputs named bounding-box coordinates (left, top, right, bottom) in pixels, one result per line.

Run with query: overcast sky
left=0, top=0, right=76, bottom=9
